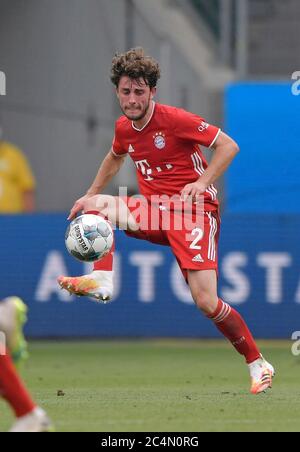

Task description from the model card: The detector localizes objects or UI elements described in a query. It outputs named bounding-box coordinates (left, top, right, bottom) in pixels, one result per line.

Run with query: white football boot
left=249, top=355, right=275, bottom=395
left=58, top=270, right=114, bottom=303
left=9, top=407, right=54, bottom=433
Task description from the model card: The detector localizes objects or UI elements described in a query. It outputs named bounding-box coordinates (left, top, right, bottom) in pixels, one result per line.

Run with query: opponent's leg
left=58, top=195, right=139, bottom=302
left=1, top=356, right=53, bottom=432
left=187, top=269, right=275, bottom=394
left=0, top=298, right=53, bottom=431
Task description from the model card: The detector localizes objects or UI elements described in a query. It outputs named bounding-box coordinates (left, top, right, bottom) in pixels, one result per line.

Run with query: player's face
left=116, top=76, right=156, bottom=122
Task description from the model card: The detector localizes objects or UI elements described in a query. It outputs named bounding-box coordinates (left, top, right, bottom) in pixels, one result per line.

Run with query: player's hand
left=180, top=181, right=207, bottom=203
left=68, top=194, right=95, bottom=220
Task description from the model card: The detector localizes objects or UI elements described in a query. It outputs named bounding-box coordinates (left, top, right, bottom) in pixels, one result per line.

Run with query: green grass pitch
left=1, top=340, right=299, bottom=432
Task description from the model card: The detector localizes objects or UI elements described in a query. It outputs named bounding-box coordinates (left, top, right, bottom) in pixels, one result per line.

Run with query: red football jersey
left=112, top=103, right=221, bottom=211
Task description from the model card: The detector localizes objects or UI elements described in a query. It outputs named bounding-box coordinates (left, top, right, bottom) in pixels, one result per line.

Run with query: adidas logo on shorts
left=192, top=254, right=204, bottom=263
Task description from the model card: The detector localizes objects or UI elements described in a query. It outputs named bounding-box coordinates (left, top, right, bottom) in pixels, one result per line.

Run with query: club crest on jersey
left=153, top=132, right=166, bottom=150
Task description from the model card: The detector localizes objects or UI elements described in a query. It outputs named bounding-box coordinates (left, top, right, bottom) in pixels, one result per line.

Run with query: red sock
left=208, top=299, right=261, bottom=364
left=85, top=210, right=115, bottom=272
left=0, top=351, right=36, bottom=417
left=93, top=245, right=114, bottom=271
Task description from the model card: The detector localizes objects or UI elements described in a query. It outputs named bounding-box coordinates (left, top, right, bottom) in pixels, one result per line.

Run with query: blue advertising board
left=0, top=214, right=299, bottom=338
left=225, top=82, right=300, bottom=213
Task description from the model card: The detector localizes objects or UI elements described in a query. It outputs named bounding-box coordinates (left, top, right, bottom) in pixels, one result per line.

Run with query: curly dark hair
left=110, top=47, right=161, bottom=88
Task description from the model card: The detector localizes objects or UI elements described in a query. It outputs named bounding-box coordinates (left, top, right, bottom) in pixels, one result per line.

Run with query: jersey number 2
left=190, top=228, right=204, bottom=250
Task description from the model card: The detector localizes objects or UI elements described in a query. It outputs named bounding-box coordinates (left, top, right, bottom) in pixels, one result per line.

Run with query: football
left=65, top=214, right=113, bottom=262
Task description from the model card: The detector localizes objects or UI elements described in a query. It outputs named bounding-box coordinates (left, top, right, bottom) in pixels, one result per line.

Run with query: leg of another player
left=0, top=354, right=53, bottom=432
left=58, top=195, right=139, bottom=301
left=0, top=352, right=39, bottom=431
left=0, top=297, right=53, bottom=431
left=187, top=269, right=275, bottom=394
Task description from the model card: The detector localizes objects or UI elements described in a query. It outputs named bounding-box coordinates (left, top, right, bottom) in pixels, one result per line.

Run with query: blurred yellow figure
left=0, top=129, right=36, bottom=213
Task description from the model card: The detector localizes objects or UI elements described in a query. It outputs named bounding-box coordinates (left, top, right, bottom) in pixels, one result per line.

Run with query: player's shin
left=85, top=210, right=115, bottom=263
left=86, top=210, right=115, bottom=295
left=207, top=299, right=261, bottom=364
left=0, top=351, right=36, bottom=417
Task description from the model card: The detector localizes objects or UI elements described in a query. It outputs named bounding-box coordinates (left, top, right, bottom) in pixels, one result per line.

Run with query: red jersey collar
left=131, top=101, right=156, bottom=132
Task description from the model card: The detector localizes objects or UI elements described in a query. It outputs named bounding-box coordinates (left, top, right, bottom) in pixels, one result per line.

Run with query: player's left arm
left=200, top=131, right=239, bottom=187
left=181, top=132, right=239, bottom=201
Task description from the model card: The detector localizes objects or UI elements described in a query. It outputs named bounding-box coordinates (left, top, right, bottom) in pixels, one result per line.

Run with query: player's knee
left=193, top=290, right=217, bottom=316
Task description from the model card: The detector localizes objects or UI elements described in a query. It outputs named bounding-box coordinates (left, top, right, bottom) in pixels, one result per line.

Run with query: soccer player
left=0, top=297, right=52, bottom=432
left=58, top=48, right=274, bottom=395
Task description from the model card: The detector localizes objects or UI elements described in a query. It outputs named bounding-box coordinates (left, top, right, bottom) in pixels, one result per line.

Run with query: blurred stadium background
left=0, top=0, right=300, bottom=432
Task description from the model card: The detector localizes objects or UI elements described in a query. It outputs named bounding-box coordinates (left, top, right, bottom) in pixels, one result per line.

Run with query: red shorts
left=122, top=197, right=220, bottom=282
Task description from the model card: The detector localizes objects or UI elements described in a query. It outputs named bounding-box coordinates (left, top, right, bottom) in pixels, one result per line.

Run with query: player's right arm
left=68, top=147, right=126, bottom=220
